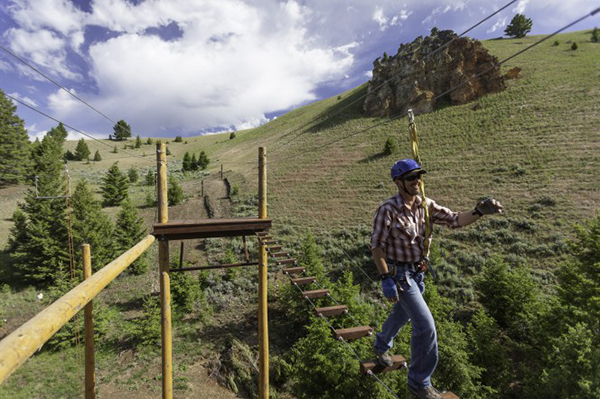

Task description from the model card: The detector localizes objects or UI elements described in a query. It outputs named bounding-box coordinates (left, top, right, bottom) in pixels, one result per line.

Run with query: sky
left=0, top=0, right=598, bottom=141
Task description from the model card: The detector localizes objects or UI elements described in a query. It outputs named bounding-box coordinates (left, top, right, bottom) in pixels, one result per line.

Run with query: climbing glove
left=474, top=198, right=503, bottom=216
left=381, top=274, right=399, bottom=300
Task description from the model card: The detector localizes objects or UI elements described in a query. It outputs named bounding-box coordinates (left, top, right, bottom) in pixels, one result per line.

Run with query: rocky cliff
left=363, top=30, right=506, bottom=117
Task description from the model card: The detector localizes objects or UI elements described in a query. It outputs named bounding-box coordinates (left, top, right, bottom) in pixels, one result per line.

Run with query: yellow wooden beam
left=0, top=235, right=155, bottom=385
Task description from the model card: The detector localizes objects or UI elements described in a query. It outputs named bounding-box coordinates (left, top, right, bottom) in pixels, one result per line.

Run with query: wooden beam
left=333, top=326, right=373, bottom=341
left=314, top=305, right=348, bottom=317
left=291, top=277, right=316, bottom=285
left=301, top=289, right=330, bottom=299
left=152, top=218, right=271, bottom=240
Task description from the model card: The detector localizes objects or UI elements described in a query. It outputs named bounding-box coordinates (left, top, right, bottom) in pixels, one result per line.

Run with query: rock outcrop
left=363, top=30, right=506, bottom=117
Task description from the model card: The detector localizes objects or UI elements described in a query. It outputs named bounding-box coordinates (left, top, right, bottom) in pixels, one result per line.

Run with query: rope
left=407, top=111, right=432, bottom=265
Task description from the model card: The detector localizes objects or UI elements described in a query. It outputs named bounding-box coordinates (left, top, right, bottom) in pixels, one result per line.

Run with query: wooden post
left=220, top=164, right=224, bottom=179
left=156, top=143, right=172, bottom=399
left=258, top=147, right=269, bottom=399
left=82, top=244, right=95, bottom=399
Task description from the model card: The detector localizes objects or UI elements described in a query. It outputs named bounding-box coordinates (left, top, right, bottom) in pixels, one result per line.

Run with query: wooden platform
left=152, top=218, right=271, bottom=240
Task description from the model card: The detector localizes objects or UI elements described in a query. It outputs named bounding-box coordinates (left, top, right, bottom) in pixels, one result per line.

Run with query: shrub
left=571, top=42, right=578, bottom=50
left=127, top=294, right=162, bottom=346
left=553, top=40, right=559, bottom=46
left=174, top=136, right=183, bottom=142
left=383, top=137, right=397, bottom=155
left=93, top=150, right=102, bottom=161
left=127, top=168, right=139, bottom=183
left=591, top=27, right=600, bottom=43
left=170, top=266, right=203, bottom=313
left=229, top=132, right=236, bottom=140
left=146, top=137, right=153, bottom=145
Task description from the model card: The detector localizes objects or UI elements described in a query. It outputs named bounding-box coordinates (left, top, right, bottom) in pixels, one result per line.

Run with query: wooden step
left=291, top=276, right=316, bottom=286
left=441, top=393, right=459, bottom=399
left=360, top=354, right=407, bottom=374
left=270, top=252, right=290, bottom=258
left=266, top=245, right=282, bottom=251
left=283, top=267, right=305, bottom=275
left=314, top=305, right=348, bottom=317
left=262, top=240, right=278, bottom=245
left=276, top=258, right=297, bottom=265
left=302, top=289, right=329, bottom=299
left=333, top=326, right=373, bottom=341
left=256, top=232, right=269, bottom=236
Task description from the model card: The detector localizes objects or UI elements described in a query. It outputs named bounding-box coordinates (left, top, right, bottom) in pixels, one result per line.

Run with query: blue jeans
left=373, top=270, right=438, bottom=389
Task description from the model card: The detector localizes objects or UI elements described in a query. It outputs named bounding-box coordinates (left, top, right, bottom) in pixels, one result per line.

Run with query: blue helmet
left=390, top=159, right=426, bottom=180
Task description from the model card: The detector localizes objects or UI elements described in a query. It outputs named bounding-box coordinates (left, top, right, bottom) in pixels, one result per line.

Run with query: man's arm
left=371, top=247, right=390, bottom=275
left=457, top=211, right=481, bottom=227
left=457, top=198, right=504, bottom=227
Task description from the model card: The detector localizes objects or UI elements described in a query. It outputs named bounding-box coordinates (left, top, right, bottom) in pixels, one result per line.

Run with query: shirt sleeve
left=427, top=198, right=460, bottom=229
left=371, top=204, right=392, bottom=250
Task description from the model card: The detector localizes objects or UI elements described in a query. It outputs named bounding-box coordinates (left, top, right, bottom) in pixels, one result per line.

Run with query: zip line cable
left=6, top=93, right=154, bottom=164
left=270, top=7, right=600, bottom=165
left=268, top=0, right=518, bottom=156
left=0, top=43, right=137, bottom=140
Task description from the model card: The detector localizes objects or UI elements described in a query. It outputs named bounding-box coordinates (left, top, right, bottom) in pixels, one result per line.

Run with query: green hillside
left=1, top=29, right=599, bottom=398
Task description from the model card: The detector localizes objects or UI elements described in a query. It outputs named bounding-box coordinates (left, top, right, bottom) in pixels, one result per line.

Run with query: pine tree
left=146, top=137, right=153, bottom=145
left=71, top=180, right=115, bottom=270
left=182, top=152, right=191, bottom=171
left=190, top=153, right=198, bottom=171
left=74, top=138, right=90, bottom=161
left=168, top=179, right=184, bottom=206
left=46, top=122, right=68, bottom=145
left=113, top=120, right=131, bottom=140
left=0, top=89, right=33, bottom=186
left=114, top=199, right=148, bottom=274
left=8, top=131, right=70, bottom=285
left=198, top=151, right=210, bottom=170
left=93, top=150, right=102, bottom=161
left=383, top=137, right=397, bottom=155
left=505, top=14, right=533, bottom=38
left=101, top=162, right=129, bottom=206
left=128, top=168, right=139, bottom=183
left=145, top=169, right=155, bottom=186
left=135, top=135, right=142, bottom=148
left=112, top=145, right=118, bottom=153
left=591, top=27, right=600, bottom=43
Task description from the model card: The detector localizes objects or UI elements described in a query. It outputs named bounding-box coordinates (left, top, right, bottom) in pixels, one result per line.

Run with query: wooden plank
left=266, top=245, right=282, bottom=251
left=152, top=218, right=271, bottom=240
left=442, top=393, right=459, bottom=399
left=291, top=277, right=316, bottom=285
left=270, top=252, right=289, bottom=258
left=302, top=289, right=329, bottom=299
left=333, top=326, right=373, bottom=341
left=360, top=355, right=407, bottom=374
left=314, top=305, right=347, bottom=317
left=282, top=267, right=305, bottom=275
left=277, top=258, right=297, bottom=265
left=262, top=240, right=278, bottom=245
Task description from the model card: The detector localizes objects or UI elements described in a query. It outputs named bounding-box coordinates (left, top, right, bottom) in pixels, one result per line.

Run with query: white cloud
left=0, top=60, right=12, bottom=72
left=8, top=91, right=37, bottom=106
left=47, top=88, right=86, bottom=117
left=514, top=0, right=530, bottom=14
left=487, top=17, right=507, bottom=33
left=373, top=6, right=411, bottom=32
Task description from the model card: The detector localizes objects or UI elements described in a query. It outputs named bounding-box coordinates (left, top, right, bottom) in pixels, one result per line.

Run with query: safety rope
left=406, top=110, right=433, bottom=271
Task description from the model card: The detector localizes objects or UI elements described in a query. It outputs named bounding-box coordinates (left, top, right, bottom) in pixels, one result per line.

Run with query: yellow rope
left=407, top=110, right=432, bottom=264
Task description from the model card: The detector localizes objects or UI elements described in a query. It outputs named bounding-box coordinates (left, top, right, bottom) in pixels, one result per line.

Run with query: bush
left=383, top=137, right=397, bottom=155
left=591, top=27, right=599, bottom=43
left=229, top=132, right=236, bottom=140
left=128, top=168, right=139, bottom=183
left=170, top=267, right=203, bottom=314
left=553, top=40, right=559, bottom=46
left=93, top=150, right=101, bottom=161
left=174, top=136, right=183, bottom=142
left=571, top=42, right=578, bottom=50
left=127, top=294, right=162, bottom=347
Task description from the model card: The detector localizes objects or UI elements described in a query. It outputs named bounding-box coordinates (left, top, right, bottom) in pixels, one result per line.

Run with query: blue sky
left=0, top=0, right=597, bottom=140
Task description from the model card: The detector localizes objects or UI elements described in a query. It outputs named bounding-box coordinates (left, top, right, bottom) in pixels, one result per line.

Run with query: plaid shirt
left=371, top=194, right=459, bottom=263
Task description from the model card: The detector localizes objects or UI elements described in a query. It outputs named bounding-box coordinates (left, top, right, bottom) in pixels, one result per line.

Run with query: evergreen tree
left=71, top=180, right=115, bottom=270
left=114, top=199, right=148, bottom=274
left=505, top=14, right=533, bottom=38
left=135, top=135, right=142, bottom=148
left=74, top=138, right=90, bottom=161
left=0, top=89, right=33, bottom=186
left=8, top=131, right=70, bottom=285
left=174, top=136, right=183, bottom=142
left=145, top=169, right=155, bottom=186
left=113, top=119, right=131, bottom=140
left=101, top=162, right=129, bottom=206
left=146, top=137, right=153, bottom=145
left=182, top=152, right=191, bottom=171
left=46, top=122, right=68, bottom=145
left=168, top=178, right=184, bottom=206
left=93, top=150, right=102, bottom=161
left=198, top=150, right=210, bottom=170
left=591, top=27, right=600, bottom=43
left=190, top=153, right=198, bottom=171
left=128, top=168, right=139, bottom=183
left=383, top=137, right=397, bottom=155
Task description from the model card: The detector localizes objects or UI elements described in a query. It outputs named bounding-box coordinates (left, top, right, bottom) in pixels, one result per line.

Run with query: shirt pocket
left=391, top=217, right=414, bottom=239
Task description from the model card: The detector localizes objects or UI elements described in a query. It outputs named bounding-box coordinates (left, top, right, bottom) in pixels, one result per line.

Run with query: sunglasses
left=403, top=174, right=423, bottom=182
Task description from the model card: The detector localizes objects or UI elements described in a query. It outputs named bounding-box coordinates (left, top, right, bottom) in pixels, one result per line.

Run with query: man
left=371, top=159, right=503, bottom=399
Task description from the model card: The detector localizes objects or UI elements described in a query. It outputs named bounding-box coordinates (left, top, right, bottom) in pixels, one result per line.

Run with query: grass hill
left=0, top=29, right=598, bottom=397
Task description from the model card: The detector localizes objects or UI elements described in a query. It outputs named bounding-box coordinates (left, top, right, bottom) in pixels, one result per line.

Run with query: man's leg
left=374, top=298, right=411, bottom=354
left=399, top=274, right=438, bottom=389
